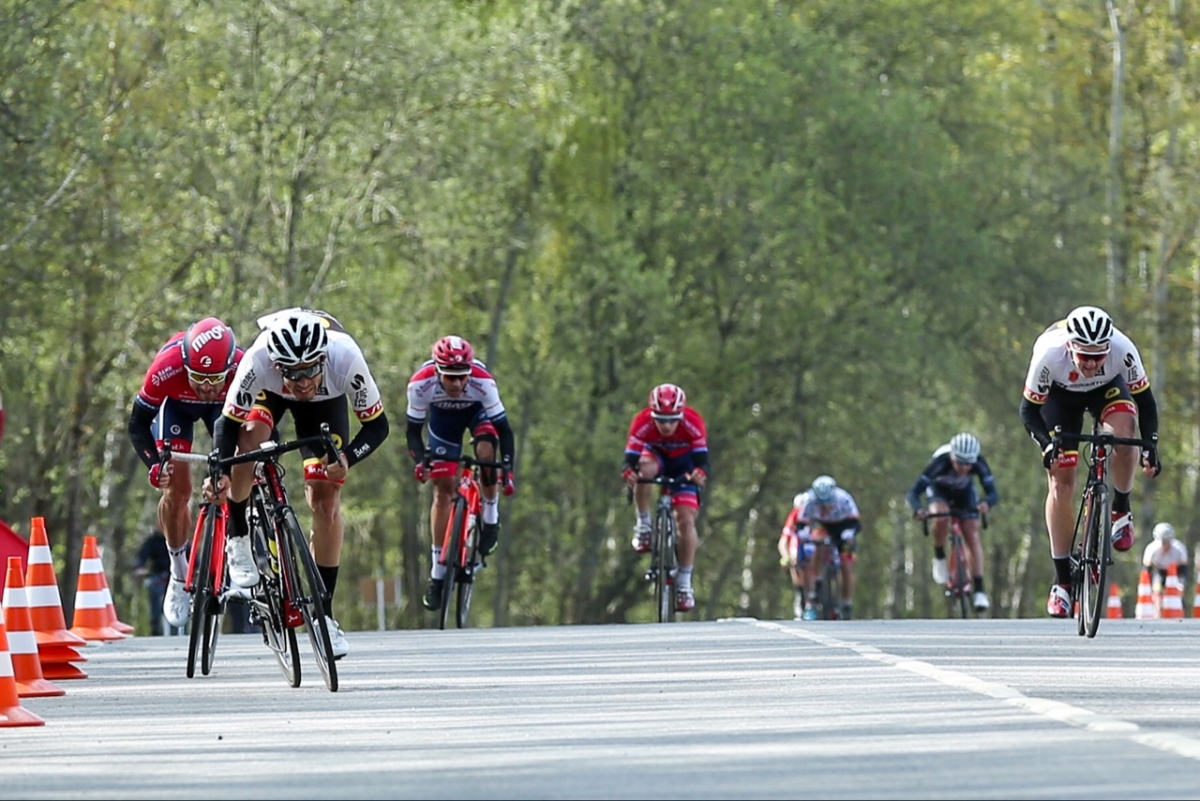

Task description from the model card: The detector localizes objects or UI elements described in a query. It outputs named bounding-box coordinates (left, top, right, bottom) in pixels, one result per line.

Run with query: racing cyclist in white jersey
left=204, top=309, right=390, bottom=658
left=777, top=475, right=861, bottom=620
left=406, top=335, right=515, bottom=613
left=1019, top=305, right=1160, bottom=618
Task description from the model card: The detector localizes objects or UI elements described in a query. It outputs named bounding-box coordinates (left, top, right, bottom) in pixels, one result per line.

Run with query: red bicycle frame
left=185, top=502, right=228, bottom=595
left=439, top=466, right=482, bottom=572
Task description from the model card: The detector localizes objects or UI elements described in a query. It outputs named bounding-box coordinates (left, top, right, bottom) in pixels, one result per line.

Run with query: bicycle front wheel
left=186, top=509, right=215, bottom=679
left=281, top=507, right=338, bottom=692
left=951, top=536, right=970, bottom=620
left=254, top=500, right=300, bottom=687
left=654, top=505, right=674, bottom=623
left=456, top=513, right=480, bottom=630
left=1083, top=484, right=1110, bottom=638
left=439, top=500, right=467, bottom=631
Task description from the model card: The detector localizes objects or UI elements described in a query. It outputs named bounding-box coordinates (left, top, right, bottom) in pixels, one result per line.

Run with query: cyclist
left=407, top=336, right=516, bottom=612
left=1142, top=522, right=1189, bottom=607
left=778, top=475, right=860, bottom=620
left=622, top=383, right=709, bottom=613
left=906, top=432, right=999, bottom=613
left=204, top=309, right=390, bottom=659
left=127, top=317, right=243, bottom=631
left=1020, top=305, right=1161, bottom=618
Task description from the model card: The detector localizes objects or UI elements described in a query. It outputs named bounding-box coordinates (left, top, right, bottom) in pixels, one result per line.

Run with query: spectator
left=133, top=529, right=178, bottom=635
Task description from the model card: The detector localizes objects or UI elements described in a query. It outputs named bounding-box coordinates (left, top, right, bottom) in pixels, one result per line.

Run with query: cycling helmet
left=1065, top=305, right=1114, bottom=347
left=1153, top=522, right=1176, bottom=541
left=949, top=432, right=981, bottom=464
left=648, top=383, right=687, bottom=419
left=810, top=475, right=837, bottom=503
left=180, top=317, right=236, bottom=374
left=432, top=335, right=474, bottom=373
left=265, top=311, right=329, bottom=367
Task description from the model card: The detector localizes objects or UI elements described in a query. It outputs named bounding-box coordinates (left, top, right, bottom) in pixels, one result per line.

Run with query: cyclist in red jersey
left=622, top=383, right=709, bottom=613
left=128, top=317, right=243, bottom=630
left=406, top=336, right=516, bottom=612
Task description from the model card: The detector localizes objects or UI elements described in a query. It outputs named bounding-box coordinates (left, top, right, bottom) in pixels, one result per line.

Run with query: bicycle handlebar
left=421, top=452, right=507, bottom=471
left=217, top=423, right=341, bottom=471
left=625, top=473, right=704, bottom=504
left=1052, top=426, right=1156, bottom=450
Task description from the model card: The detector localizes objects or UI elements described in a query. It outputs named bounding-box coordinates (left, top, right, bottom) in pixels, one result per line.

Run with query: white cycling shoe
left=326, top=616, right=349, bottom=660
left=163, top=576, right=191, bottom=629
left=225, top=535, right=261, bottom=588
left=972, top=591, right=991, bottom=612
left=931, top=558, right=950, bottom=585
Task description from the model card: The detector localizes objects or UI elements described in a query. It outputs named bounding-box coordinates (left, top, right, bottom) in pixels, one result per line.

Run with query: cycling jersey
left=404, top=358, right=515, bottom=467
left=785, top=488, right=860, bottom=531
left=622, top=407, right=709, bottom=469
left=1142, top=539, right=1189, bottom=573
left=128, top=329, right=245, bottom=468
left=906, top=445, right=1000, bottom=515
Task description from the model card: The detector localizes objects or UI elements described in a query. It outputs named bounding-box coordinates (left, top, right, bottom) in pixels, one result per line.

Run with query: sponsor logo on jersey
left=434, top=400, right=478, bottom=410
left=1106, top=387, right=1120, bottom=399
left=352, top=373, right=365, bottom=390
left=1125, top=353, right=1136, bottom=368
left=239, top=369, right=257, bottom=391
left=356, top=399, right=384, bottom=420
left=151, top=366, right=179, bottom=386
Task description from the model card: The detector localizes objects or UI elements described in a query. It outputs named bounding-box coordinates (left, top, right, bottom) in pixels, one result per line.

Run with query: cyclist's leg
left=469, top=417, right=502, bottom=555
left=669, top=464, right=701, bottom=611
left=223, top=400, right=280, bottom=587
left=1041, top=390, right=1086, bottom=614
left=927, top=498, right=951, bottom=583
left=153, top=400, right=201, bottom=573
left=421, top=409, right=472, bottom=609
left=630, top=453, right=661, bottom=551
left=833, top=529, right=856, bottom=617
left=1098, top=388, right=1139, bottom=549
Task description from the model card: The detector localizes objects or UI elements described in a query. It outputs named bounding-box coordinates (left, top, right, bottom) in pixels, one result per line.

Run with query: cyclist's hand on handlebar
left=414, top=463, right=431, bottom=483
left=323, top=449, right=348, bottom=482
left=622, top=466, right=637, bottom=488
left=687, top=467, right=707, bottom=487
left=148, top=462, right=172, bottom=489
left=913, top=508, right=928, bottom=521
left=502, top=472, right=515, bottom=497
left=1142, top=435, right=1162, bottom=477
left=1041, top=437, right=1062, bottom=470
left=202, top=474, right=230, bottom=504
left=976, top=501, right=990, bottom=516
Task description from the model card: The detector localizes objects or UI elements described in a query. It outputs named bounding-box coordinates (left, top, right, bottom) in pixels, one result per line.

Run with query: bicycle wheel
left=186, top=508, right=215, bottom=679
left=654, top=505, right=674, bottom=623
left=439, top=500, right=467, bottom=631
left=951, top=536, right=970, bottom=619
left=253, top=503, right=300, bottom=687
left=824, top=562, right=841, bottom=621
left=280, top=507, right=338, bottom=692
left=456, top=513, right=480, bottom=630
left=1083, top=484, right=1110, bottom=638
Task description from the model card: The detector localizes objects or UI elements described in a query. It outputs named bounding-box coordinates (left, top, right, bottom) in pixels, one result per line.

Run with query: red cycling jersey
left=623, top=407, right=708, bottom=462
left=136, top=331, right=244, bottom=408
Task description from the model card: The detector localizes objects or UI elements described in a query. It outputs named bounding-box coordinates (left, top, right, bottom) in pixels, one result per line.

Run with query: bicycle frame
left=808, top=530, right=842, bottom=621
left=430, top=453, right=506, bottom=631
left=633, top=475, right=694, bottom=623
left=922, top=512, right=982, bottom=619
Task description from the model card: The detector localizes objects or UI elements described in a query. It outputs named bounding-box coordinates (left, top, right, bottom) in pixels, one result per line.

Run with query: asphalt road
left=4, top=617, right=1200, bottom=799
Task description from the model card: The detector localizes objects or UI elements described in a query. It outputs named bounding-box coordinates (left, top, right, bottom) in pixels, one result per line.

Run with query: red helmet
left=432, top=335, right=474, bottom=372
left=648, top=383, right=686, bottom=418
left=180, top=317, right=237, bottom=375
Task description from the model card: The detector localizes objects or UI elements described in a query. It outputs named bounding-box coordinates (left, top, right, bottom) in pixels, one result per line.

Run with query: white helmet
left=810, top=475, right=837, bottom=503
left=1065, top=306, right=1113, bottom=347
left=265, top=311, right=329, bottom=366
left=1153, top=522, right=1176, bottom=541
left=949, top=432, right=981, bottom=464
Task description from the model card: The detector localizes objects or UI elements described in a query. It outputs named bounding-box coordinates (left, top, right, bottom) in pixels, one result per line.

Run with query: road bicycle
left=807, top=528, right=843, bottom=621
left=630, top=474, right=698, bottom=623
left=1055, top=423, right=1156, bottom=639
left=221, top=423, right=343, bottom=691
left=159, top=446, right=231, bottom=678
left=922, top=511, right=988, bottom=619
left=425, top=452, right=506, bottom=631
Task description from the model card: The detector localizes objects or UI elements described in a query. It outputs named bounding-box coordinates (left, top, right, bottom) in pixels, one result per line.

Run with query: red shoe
left=1046, top=584, right=1071, bottom=618
left=631, top=523, right=651, bottom=554
left=1111, top=512, right=1134, bottom=552
left=675, top=587, right=696, bottom=612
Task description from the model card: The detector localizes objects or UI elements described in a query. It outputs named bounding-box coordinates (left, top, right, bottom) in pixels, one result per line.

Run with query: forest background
left=3, top=0, right=1199, bottom=632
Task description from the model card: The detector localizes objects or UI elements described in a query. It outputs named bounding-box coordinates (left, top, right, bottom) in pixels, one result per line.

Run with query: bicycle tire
left=281, top=507, right=338, bottom=692
left=456, top=512, right=480, bottom=629
left=186, top=508, right=215, bottom=679
left=952, top=535, right=970, bottom=620
left=439, top=499, right=467, bottom=631
left=1083, top=484, right=1110, bottom=638
left=253, top=494, right=300, bottom=687
left=824, top=562, right=840, bottom=621
left=654, top=504, right=674, bottom=623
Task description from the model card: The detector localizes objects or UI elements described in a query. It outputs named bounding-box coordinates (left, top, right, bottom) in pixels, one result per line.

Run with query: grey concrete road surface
left=4, top=618, right=1200, bottom=799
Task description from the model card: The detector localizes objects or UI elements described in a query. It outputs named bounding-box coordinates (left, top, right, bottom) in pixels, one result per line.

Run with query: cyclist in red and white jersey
left=406, top=336, right=516, bottom=613
left=127, top=317, right=243, bottom=630
left=1019, top=305, right=1161, bottom=618
left=622, top=383, right=709, bottom=613
left=778, top=475, right=860, bottom=620
left=205, top=309, right=390, bottom=658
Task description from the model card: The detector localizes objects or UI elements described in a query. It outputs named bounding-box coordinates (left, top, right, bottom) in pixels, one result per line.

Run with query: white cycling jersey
left=1022, top=322, right=1149, bottom=403
left=223, top=322, right=384, bottom=423
left=794, top=487, right=859, bottom=524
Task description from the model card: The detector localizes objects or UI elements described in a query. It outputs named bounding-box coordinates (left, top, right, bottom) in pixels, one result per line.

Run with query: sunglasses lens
left=282, top=364, right=321, bottom=380
left=188, top=370, right=225, bottom=385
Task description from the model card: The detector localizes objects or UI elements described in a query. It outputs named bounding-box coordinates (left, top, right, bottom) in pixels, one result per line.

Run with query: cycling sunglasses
left=186, top=369, right=228, bottom=386
left=437, top=369, right=471, bottom=382
left=280, top=362, right=324, bottom=381
left=651, top=414, right=682, bottom=424
left=1071, top=348, right=1109, bottom=364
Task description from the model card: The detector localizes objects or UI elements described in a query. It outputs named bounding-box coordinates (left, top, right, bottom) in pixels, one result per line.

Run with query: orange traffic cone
left=1162, top=563, right=1185, bottom=619
left=69, top=536, right=126, bottom=642
left=24, top=518, right=88, bottom=680
left=2, top=557, right=64, bottom=698
left=1135, top=569, right=1157, bottom=620
left=0, top=616, right=45, bottom=726
left=1106, top=583, right=1123, bottom=618
left=88, top=536, right=134, bottom=635
left=1193, top=571, right=1200, bottom=618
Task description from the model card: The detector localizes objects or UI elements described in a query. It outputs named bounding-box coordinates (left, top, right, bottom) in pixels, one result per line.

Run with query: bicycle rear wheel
left=1083, top=484, right=1110, bottom=638
left=654, top=505, right=674, bottom=623
left=186, top=509, right=215, bottom=679
left=456, top=513, right=480, bottom=630
left=280, top=507, right=338, bottom=692
left=438, top=500, right=467, bottom=631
